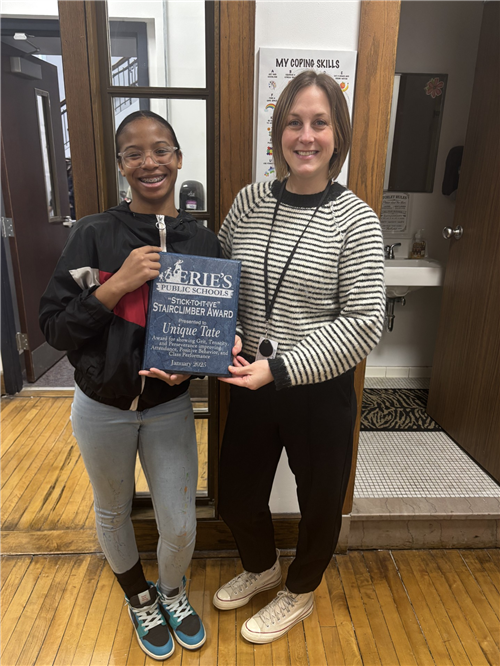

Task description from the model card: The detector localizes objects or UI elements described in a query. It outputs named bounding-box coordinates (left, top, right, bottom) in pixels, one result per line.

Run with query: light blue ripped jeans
left=71, top=385, right=198, bottom=595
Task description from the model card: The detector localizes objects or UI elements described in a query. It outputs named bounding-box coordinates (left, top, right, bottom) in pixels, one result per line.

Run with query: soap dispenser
left=409, top=229, right=426, bottom=259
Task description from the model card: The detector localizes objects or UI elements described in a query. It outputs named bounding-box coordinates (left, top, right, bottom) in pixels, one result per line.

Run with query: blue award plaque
left=143, top=253, right=241, bottom=377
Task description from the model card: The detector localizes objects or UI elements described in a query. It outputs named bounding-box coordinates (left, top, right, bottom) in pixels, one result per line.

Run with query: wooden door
left=427, top=2, right=500, bottom=482
left=1, top=46, right=71, bottom=382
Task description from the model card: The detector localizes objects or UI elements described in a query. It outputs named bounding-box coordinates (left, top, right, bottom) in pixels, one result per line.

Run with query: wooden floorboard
left=1, top=550, right=497, bottom=665
left=2, top=397, right=500, bottom=665
left=460, top=550, right=500, bottom=619
left=1, top=396, right=208, bottom=534
left=364, top=551, right=432, bottom=666
left=323, top=558, right=363, bottom=665
left=388, top=551, right=455, bottom=666
left=336, top=554, right=382, bottom=665
left=349, top=551, right=399, bottom=665
left=1, top=397, right=43, bottom=456
left=397, top=550, right=480, bottom=666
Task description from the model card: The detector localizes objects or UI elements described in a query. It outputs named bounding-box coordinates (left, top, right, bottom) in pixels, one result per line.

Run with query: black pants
left=218, top=369, right=356, bottom=594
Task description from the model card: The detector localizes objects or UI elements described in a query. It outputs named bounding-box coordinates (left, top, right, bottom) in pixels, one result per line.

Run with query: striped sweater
left=218, top=180, right=386, bottom=389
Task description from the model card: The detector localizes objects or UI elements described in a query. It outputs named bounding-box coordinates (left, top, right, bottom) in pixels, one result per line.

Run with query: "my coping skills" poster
left=256, top=48, right=357, bottom=187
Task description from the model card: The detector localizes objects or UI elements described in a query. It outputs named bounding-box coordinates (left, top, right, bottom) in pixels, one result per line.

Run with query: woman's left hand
left=139, top=368, right=191, bottom=385
left=219, top=358, right=273, bottom=390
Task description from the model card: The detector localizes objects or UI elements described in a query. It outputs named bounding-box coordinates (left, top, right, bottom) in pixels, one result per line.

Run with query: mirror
left=384, top=73, right=448, bottom=193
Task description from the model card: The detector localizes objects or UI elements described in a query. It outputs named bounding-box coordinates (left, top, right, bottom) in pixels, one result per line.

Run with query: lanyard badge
left=258, top=180, right=332, bottom=361
left=256, top=336, right=278, bottom=361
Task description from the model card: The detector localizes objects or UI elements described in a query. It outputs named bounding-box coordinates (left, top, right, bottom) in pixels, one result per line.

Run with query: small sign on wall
left=380, top=192, right=412, bottom=236
left=255, top=48, right=357, bottom=186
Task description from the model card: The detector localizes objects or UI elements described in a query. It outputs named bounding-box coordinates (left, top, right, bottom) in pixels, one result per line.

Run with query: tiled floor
left=356, top=375, right=500, bottom=499
left=355, top=431, right=500, bottom=498
left=364, top=376, right=430, bottom=389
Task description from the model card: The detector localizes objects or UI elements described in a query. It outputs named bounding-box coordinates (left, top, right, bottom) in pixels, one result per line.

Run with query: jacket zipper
left=156, top=215, right=167, bottom=252
left=130, top=215, right=166, bottom=409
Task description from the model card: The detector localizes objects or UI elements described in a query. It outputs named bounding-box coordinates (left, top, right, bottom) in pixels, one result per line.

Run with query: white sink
left=384, top=258, right=444, bottom=298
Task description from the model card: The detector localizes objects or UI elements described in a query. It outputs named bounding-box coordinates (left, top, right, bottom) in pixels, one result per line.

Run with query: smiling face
left=281, top=85, right=335, bottom=194
left=117, top=118, right=182, bottom=216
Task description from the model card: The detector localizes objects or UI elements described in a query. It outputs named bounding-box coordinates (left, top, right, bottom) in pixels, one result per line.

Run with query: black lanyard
left=263, top=179, right=332, bottom=323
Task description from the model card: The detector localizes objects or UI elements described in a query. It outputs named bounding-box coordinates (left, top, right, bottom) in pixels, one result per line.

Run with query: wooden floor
left=1, top=551, right=499, bottom=666
left=2, top=396, right=500, bottom=665
left=1, top=396, right=207, bottom=553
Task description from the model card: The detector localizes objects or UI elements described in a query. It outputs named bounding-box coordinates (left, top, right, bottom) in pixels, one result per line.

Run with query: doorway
left=1, top=17, right=73, bottom=383
left=364, top=2, right=500, bottom=492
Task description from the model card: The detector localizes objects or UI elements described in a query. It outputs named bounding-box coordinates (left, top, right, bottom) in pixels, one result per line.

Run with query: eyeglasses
left=118, top=147, right=179, bottom=169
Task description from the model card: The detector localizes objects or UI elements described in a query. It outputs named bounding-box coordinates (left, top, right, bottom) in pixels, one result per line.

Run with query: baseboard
left=133, top=514, right=351, bottom=554
left=365, top=366, right=432, bottom=378
left=349, top=497, right=500, bottom=549
left=349, top=518, right=499, bottom=549
left=133, top=516, right=301, bottom=552
left=18, top=388, right=74, bottom=397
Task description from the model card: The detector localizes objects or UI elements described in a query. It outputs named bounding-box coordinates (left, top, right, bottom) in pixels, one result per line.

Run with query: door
left=1, top=44, right=71, bottom=382
left=427, top=2, right=500, bottom=482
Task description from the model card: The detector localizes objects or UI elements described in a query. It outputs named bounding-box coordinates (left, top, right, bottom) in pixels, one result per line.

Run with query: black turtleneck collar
left=271, top=178, right=345, bottom=208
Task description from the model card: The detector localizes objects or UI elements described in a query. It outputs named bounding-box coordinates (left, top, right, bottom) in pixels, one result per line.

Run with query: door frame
left=342, top=0, right=401, bottom=513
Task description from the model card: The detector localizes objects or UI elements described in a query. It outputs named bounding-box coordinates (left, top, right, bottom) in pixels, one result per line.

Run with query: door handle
left=442, top=225, right=463, bottom=240
left=49, top=216, right=76, bottom=227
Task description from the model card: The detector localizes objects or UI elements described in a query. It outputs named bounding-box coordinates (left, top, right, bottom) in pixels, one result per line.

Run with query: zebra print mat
left=360, top=388, right=443, bottom=432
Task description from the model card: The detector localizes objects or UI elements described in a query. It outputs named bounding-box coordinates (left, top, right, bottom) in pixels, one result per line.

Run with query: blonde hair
left=271, top=70, right=351, bottom=182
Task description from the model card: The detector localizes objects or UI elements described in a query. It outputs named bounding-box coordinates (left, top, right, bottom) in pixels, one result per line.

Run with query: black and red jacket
left=39, top=200, right=221, bottom=410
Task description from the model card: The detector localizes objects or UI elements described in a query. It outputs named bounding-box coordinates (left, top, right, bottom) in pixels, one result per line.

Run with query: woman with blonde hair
left=213, top=70, right=385, bottom=643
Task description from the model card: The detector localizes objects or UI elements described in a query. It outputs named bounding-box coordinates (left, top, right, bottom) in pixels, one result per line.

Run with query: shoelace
left=128, top=599, right=165, bottom=632
left=227, top=571, right=260, bottom=594
left=164, top=591, right=193, bottom=623
left=257, top=591, right=297, bottom=627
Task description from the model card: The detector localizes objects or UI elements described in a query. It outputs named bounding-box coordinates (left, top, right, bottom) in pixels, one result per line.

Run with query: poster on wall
left=380, top=193, right=411, bottom=236
left=256, top=48, right=357, bottom=187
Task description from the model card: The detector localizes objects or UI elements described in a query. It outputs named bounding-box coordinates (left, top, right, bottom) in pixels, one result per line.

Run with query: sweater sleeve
left=268, top=206, right=386, bottom=389
left=218, top=188, right=249, bottom=343
left=39, top=222, right=115, bottom=351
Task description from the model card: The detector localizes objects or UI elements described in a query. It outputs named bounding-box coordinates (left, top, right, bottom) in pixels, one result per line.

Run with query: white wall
left=1, top=0, right=58, bottom=16
left=367, top=1, right=483, bottom=369
left=254, top=0, right=362, bottom=513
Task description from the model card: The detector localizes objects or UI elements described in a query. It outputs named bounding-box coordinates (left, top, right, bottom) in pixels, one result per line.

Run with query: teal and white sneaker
left=158, top=577, right=206, bottom=650
left=126, top=582, right=175, bottom=660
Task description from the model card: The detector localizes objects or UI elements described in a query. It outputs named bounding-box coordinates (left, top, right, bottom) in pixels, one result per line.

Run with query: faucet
left=384, top=243, right=401, bottom=259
